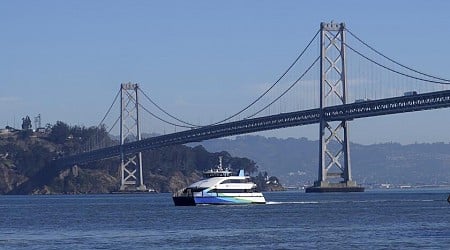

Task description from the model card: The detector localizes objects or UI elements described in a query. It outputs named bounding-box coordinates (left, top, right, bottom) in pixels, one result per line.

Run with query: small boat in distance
left=172, top=157, right=266, bottom=206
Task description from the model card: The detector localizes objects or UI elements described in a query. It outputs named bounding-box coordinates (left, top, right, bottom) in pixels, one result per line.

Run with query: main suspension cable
left=346, top=28, right=450, bottom=83
left=345, top=43, right=450, bottom=85
left=97, top=89, right=120, bottom=128
left=209, top=29, right=320, bottom=125
left=120, top=88, right=194, bottom=128
left=138, top=102, right=193, bottom=128
left=137, top=29, right=320, bottom=128
left=108, top=116, right=120, bottom=134
left=138, top=88, right=199, bottom=127
left=246, top=56, right=320, bottom=118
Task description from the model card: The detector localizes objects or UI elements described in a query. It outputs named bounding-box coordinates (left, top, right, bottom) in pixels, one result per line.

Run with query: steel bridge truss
left=53, top=22, right=450, bottom=194
left=56, top=89, right=450, bottom=167
left=314, top=22, right=356, bottom=190
left=119, top=83, right=147, bottom=191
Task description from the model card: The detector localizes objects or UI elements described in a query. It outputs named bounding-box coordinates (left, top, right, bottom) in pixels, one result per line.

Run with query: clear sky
left=1, top=0, right=450, bottom=145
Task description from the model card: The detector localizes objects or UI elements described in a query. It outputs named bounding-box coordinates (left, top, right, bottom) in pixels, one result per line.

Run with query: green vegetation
left=0, top=121, right=281, bottom=194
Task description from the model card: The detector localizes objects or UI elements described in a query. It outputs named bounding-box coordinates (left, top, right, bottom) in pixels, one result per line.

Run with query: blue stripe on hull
left=194, top=196, right=256, bottom=205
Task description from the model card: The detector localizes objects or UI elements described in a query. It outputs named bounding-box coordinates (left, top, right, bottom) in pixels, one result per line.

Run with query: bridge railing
left=326, top=90, right=450, bottom=121
left=57, top=90, right=450, bottom=167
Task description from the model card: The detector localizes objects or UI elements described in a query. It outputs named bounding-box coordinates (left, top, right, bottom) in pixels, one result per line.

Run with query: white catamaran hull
left=173, top=191, right=266, bottom=206
left=172, top=157, right=267, bottom=206
left=194, top=192, right=266, bottom=205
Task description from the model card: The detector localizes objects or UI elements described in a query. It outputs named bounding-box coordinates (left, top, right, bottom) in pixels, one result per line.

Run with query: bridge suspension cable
left=97, top=89, right=121, bottom=128
left=344, top=42, right=450, bottom=85
left=123, top=85, right=194, bottom=129
left=77, top=88, right=121, bottom=153
left=207, top=29, right=320, bottom=124
left=108, top=116, right=120, bottom=134
left=138, top=88, right=199, bottom=127
left=345, top=28, right=450, bottom=84
left=97, top=89, right=120, bottom=140
left=138, top=29, right=321, bottom=128
left=138, top=101, right=193, bottom=129
left=246, top=56, right=320, bottom=118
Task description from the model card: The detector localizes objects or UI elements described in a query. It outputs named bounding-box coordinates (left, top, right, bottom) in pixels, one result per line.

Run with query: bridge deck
left=56, top=90, right=450, bottom=166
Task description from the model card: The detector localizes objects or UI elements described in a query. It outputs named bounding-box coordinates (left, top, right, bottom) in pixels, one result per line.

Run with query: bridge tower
left=119, top=83, right=147, bottom=192
left=306, top=22, right=363, bottom=192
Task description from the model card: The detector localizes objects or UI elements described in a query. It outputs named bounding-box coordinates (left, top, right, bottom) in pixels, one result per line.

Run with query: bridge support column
left=119, top=83, right=147, bottom=192
left=306, top=22, right=363, bottom=193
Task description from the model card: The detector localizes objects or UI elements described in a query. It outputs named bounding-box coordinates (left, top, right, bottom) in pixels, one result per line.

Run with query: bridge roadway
left=57, top=89, right=450, bottom=167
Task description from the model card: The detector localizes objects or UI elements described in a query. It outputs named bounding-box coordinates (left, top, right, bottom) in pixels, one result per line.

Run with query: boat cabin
left=202, top=156, right=233, bottom=178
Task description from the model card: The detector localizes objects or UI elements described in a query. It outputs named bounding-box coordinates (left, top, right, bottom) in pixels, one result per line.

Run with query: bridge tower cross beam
left=306, top=22, right=363, bottom=192
left=119, top=82, right=147, bottom=192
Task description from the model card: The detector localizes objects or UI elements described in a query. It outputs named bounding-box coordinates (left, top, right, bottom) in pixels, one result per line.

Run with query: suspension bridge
left=17, top=22, right=450, bottom=193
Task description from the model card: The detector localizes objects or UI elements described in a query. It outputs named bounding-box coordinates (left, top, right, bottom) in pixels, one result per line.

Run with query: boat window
left=208, top=189, right=251, bottom=193
left=179, top=188, right=193, bottom=197
left=220, top=179, right=248, bottom=184
left=203, top=172, right=232, bottom=178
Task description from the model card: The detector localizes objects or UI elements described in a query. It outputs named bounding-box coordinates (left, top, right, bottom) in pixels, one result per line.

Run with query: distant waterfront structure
left=0, top=128, right=12, bottom=135
left=34, top=114, right=42, bottom=131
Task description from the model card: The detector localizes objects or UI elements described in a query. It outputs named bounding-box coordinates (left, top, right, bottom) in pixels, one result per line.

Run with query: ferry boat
left=172, top=157, right=266, bottom=206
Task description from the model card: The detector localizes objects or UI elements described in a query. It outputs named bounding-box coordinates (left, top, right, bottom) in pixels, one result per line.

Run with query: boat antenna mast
left=218, top=156, right=223, bottom=170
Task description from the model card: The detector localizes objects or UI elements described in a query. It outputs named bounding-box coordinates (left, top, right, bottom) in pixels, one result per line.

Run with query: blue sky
left=1, top=0, right=450, bottom=144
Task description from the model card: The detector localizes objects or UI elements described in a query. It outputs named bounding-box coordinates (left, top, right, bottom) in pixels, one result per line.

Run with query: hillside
left=5, top=123, right=448, bottom=193
left=0, top=123, right=281, bottom=194
left=194, top=135, right=450, bottom=187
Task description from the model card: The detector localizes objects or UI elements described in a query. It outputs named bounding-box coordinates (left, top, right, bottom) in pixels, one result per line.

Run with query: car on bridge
left=354, top=98, right=371, bottom=103
left=404, top=91, right=418, bottom=96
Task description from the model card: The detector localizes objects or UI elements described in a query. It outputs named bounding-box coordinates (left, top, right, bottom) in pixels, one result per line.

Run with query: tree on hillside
left=21, top=116, right=32, bottom=130
left=48, top=121, right=70, bottom=144
left=47, top=121, right=115, bottom=154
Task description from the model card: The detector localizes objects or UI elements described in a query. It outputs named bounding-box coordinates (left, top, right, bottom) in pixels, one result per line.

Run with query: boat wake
left=266, top=201, right=319, bottom=205
left=266, top=199, right=441, bottom=205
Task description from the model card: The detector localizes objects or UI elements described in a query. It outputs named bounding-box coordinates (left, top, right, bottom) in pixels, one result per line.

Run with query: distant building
left=35, top=127, right=46, bottom=133
left=0, top=126, right=19, bottom=135
left=0, top=128, right=11, bottom=135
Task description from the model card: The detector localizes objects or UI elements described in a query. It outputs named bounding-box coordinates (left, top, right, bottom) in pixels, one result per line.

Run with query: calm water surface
left=1, top=189, right=449, bottom=249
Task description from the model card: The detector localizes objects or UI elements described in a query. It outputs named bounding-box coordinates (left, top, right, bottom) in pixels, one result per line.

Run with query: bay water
left=1, top=189, right=449, bottom=249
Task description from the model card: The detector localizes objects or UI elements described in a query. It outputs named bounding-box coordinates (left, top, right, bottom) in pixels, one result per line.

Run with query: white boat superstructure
left=173, top=157, right=266, bottom=206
